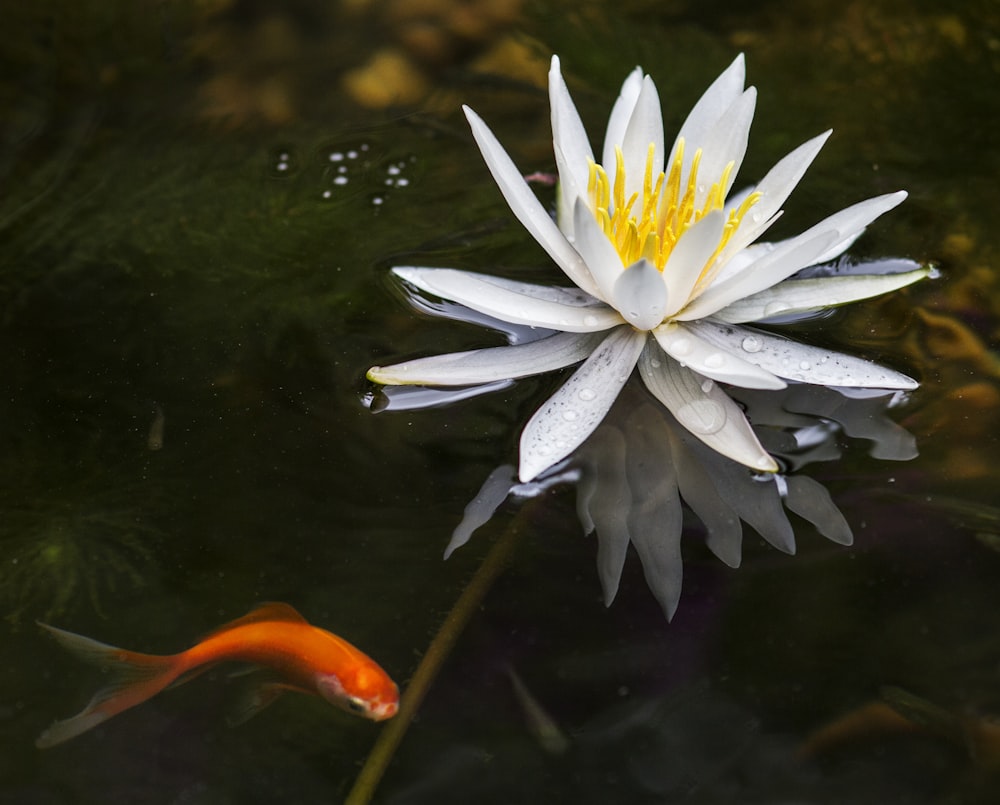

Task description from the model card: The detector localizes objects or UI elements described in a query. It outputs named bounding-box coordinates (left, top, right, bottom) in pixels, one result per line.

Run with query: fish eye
left=346, top=697, right=367, bottom=714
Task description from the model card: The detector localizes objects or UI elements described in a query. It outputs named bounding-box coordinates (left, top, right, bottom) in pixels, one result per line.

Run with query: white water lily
left=368, top=55, right=929, bottom=482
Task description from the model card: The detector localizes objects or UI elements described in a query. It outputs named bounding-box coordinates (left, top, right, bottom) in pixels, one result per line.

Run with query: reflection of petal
left=519, top=327, right=645, bottom=481
left=637, top=341, right=778, bottom=471
left=624, top=433, right=685, bottom=619
left=688, top=320, right=918, bottom=389
left=575, top=427, right=631, bottom=605
left=713, top=268, right=930, bottom=326
left=445, top=465, right=517, bottom=558
left=368, top=331, right=604, bottom=386
left=448, top=379, right=917, bottom=620
left=463, top=106, right=601, bottom=297
left=392, top=267, right=620, bottom=332
left=783, top=475, right=853, bottom=545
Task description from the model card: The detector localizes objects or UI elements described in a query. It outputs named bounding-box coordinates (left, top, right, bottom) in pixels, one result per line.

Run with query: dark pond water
left=2, top=1, right=999, bottom=802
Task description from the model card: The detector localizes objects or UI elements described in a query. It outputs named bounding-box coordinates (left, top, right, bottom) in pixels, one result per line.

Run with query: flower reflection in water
left=447, top=382, right=916, bottom=619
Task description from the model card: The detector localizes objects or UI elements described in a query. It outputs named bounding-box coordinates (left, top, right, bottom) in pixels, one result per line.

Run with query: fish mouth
left=371, top=700, right=398, bottom=721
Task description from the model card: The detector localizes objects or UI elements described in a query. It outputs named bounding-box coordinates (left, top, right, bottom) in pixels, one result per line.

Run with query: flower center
left=587, top=139, right=760, bottom=284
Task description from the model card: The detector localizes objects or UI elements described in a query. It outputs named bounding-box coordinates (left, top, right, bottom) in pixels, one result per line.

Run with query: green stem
left=344, top=506, right=532, bottom=804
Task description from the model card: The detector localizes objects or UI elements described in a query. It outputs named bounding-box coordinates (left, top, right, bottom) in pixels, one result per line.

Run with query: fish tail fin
left=36, top=623, right=181, bottom=749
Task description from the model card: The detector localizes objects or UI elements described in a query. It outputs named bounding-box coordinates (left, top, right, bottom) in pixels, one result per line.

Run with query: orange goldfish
left=36, top=602, right=399, bottom=748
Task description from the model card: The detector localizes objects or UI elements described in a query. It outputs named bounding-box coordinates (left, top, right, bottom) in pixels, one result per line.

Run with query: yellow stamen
left=586, top=138, right=760, bottom=294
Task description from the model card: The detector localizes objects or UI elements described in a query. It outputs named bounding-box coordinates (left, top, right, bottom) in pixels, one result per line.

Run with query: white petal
left=712, top=266, right=930, bottom=326
left=689, top=319, right=918, bottom=389
left=717, top=131, right=831, bottom=264
left=367, top=331, right=605, bottom=386
left=661, top=208, right=726, bottom=316
left=637, top=341, right=778, bottom=472
left=572, top=197, right=624, bottom=302
left=612, top=258, right=668, bottom=330
left=677, top=229, right=839, bottom=321
left=668, top=54, right=746, bottom=175
left=694, top=87, right=756, bottom=209
left=603, top=67, right=644, bottom=176
left=393, top=267, right=621, bottom=331
left=620, top=76, right=665, bottom=204
left=686, top=191, right=908, bottom=320
left=549, top=56, right=595, bottom=235
left=464, top=105, right=602, bottom=298
left=518, top=327, right=645, bottom=481
left=652, top=322, right=785, bottom=389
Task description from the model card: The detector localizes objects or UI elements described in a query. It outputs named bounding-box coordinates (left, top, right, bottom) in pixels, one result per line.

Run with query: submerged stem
left=344, top=501, right=534, bottom=804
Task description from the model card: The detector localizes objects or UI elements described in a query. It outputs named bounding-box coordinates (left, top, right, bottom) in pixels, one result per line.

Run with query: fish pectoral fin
left=227, top=680, right=311, bottom=727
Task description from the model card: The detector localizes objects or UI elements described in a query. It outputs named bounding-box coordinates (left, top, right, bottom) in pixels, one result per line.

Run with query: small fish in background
left=147, top=403, right=165, bottom=451
left=36, top=602, right=398, bottom=748
left=506, top=665, right=570, bottom=756
left=800, top=686, right=1000, bottom=770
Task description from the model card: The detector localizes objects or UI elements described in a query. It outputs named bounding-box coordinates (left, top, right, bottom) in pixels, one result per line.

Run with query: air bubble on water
left=334, top=176, right=348, bottom=186
left=372, top=196, right=384, bottom=206
left=396, top=178, right=409, bottom=187
left=322, top=190, right=332, bottom=198
left=330, top=152, right=344, bottom=162
left=347, top=150, right=358, bottom=159
left=388, top=165, right=401, bottom=176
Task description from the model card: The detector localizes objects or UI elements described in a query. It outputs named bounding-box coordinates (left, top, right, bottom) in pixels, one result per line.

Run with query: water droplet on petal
left=751, top=212, right=762, bottom=223
left=798, top=360, right=811, bottom=370
left=562, top=410, right=579, bottom=422
left=583, top=314, right=599, bottom=327
left=675, top=399, right=726, bottom=435
left=741, top=335, right=762, bottom=353
left=756, top=455, right=776, bottom=470
left=763, top=301, right=791, bottom=317
left=669, top=336, right=692, bottom=356
left=578, top=388, right=597, bottom=402
left=649, top=357, right=661, bottom=368
left=701, top=379, right=714, bottom=393
left=703, top=353, right=725, bottom=369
